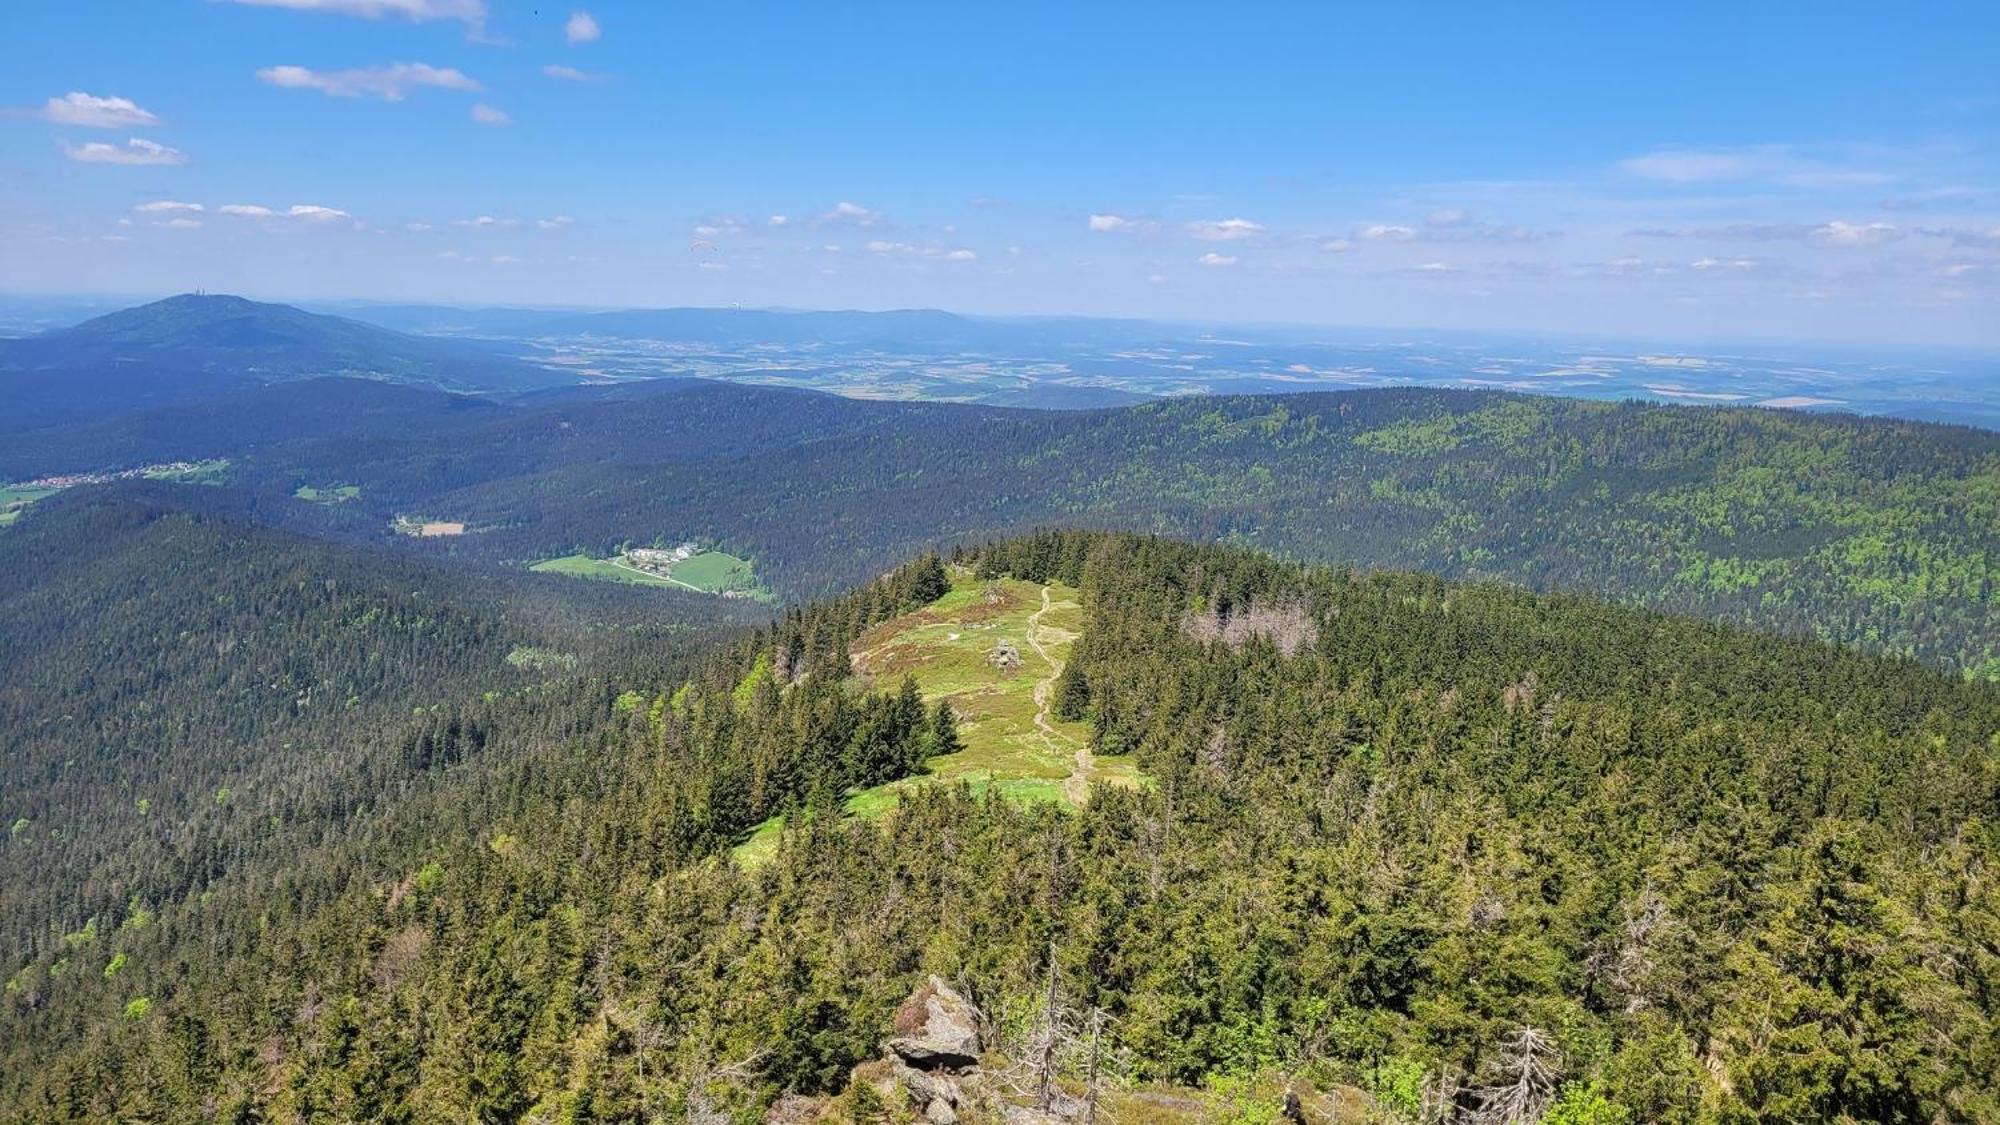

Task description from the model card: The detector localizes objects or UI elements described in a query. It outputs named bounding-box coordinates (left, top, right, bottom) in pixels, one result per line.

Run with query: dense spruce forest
left=0, top=484, right=766, bottom=998
left=3, top=528, right=1993, bottom=1122
left=7, top=379, right=1995, bottom=677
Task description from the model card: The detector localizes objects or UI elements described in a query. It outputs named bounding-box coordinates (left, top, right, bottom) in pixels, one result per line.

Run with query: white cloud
left=158, top=217, right=203, bottom=229
left=218, top=203, right=351, bottom=222
left=1690, top=256, right=1758, bottom=271
left=62, top=137, right=186, bottom=166
left=1197, top=252, right=1237, bottom=267
left=1089, top=213, right=1137, bottom=232
left=1415, top=261, right=1455, bottom=272
left=256, top=62, right=479, bottom=100
left=406, top=220, right=433, bottom=232
left=223, top=0, right=486, bottom=23
left=820, top=201, right=878, bottom=227
left=1620, top=150, right=1762, bottom=183
left=1188, top=217, right=1264, bottom=241
left=454, top=215, right=519, bottom=228
left=768, top=214, right=790, bottom=226
left=1319, top=238, right=1353, bottom=253
left=1426, top=208, right=1471, bottom=228
left=470, top=102, right=511, bottom=126
left=536, top=215, right=574, bottom=229
left=42, top=92, right=161, bottom=128
left=1812, top=220, right=1899, bottom=246
left=1359, top=224, right=1416, bottom=242
left=490, top=254, right=520, bottom=263
left=564, top=10, right=600, bottom=43
left=133, top=200, right=204, bottom=213
left=864, top=240, right=974, bottom=261
left=540, top=64, right=601, bottom=82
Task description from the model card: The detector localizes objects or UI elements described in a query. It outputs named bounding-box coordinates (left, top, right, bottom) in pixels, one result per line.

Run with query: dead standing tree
left=997, top=944, right=1133, bottom=1123
left=1459, top=1027, right=1560, bottom=1125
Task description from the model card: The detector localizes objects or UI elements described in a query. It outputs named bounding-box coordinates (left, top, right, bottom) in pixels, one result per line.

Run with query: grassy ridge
left=735, top=573, right=1143, bottom=864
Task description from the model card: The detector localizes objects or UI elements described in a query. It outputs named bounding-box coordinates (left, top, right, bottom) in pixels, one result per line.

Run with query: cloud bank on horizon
left=2, top=0, right=1997, bottom=347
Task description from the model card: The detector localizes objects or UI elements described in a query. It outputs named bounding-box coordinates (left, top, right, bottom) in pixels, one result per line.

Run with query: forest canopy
left=3, top=527, right=1994, bottom=1122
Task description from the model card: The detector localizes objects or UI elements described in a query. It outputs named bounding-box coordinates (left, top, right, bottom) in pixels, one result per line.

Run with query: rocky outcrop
left=887, top=975, right=984, bottom=1069
left=842, top=975, right=986, bottom=1124
left=883, top=976, right=984, bottom=1121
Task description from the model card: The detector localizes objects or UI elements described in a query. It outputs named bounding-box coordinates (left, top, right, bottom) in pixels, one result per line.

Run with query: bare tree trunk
left=1037, top=943, right=1061, bottom=1112
left=1083, top=1007, right=1104, bottom=1125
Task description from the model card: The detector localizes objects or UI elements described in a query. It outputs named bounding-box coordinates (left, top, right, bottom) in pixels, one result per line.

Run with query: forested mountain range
left=8, top=375, right=1993, bottom=676
left=2, top=530, right=1993, bottom=1122
left=0, top=294, right=562, bottom=433
left=3, top=294, right=1994, bottom=1121
left=0, top=483, right=765, bottom=997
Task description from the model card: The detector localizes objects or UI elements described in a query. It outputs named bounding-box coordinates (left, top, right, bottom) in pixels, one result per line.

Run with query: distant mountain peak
left=0, top=294, right=569, bottom=433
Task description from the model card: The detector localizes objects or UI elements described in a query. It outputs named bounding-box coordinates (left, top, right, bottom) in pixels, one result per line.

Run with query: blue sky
left=4, top=0, right=1998, bottom=346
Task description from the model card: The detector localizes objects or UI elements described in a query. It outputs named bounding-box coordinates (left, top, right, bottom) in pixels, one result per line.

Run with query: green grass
left=734, top=572, right=1147, bottom=866
left=0, top=486, right=58, bottom=528
left=294, top=484, right=360, bottom=504
left=529, top=553, right=682, bottom=587
left=529, top=548, right=769, bottom=598
left=666, top=550, right=763, bottom=595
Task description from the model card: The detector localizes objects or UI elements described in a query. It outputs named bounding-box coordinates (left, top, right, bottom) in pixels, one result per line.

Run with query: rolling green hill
left=3, top=531, right=1993, bottom=1122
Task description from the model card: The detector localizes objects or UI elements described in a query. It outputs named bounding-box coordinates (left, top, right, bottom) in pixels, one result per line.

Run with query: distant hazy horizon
left=6, top=289, right=2000, bottom=364
left=6, top=2, right=1998, bottom=348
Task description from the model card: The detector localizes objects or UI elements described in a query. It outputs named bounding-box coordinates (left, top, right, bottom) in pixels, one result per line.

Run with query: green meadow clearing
left=530, top=553, right=683, bottom=587
left=0, top=486, right=58, bottom=527
left=734, top=572, right=1144, bottom=865
left=293, top=484, right=360, bottom=504
left=665, top=549, right=761, bottom=594
left=530, top=548, right=766, bottom=596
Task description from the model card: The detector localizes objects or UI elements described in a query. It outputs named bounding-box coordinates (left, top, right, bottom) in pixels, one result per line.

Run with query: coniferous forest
left=3, top=512, right=1993, bottom=1122
left=9, top=5, right=2000, bottom=1118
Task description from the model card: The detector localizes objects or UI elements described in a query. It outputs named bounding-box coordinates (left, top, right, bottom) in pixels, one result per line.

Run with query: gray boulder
left=886, top=975, right=983, bottom=1069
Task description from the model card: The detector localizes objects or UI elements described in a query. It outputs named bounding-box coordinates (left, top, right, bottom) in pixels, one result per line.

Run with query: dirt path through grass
left=1027, top=584, right=1096, bottom=805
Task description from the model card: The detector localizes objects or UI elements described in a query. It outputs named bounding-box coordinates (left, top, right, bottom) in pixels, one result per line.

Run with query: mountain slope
left=0, top=481, right=765, bottom=978
left=316, top=383, right=1990, bottom=675
left=0, top=294, right=564, bottom=433
left=3, top=531, right=1993, bottom=1121
left=6, top=379, right=1993, bottom=675
left=0, top=377, right=501, bottom=478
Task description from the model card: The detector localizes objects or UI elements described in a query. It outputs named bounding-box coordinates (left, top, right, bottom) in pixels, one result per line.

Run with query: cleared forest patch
left=735, top=572, right=1143, bottom=865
